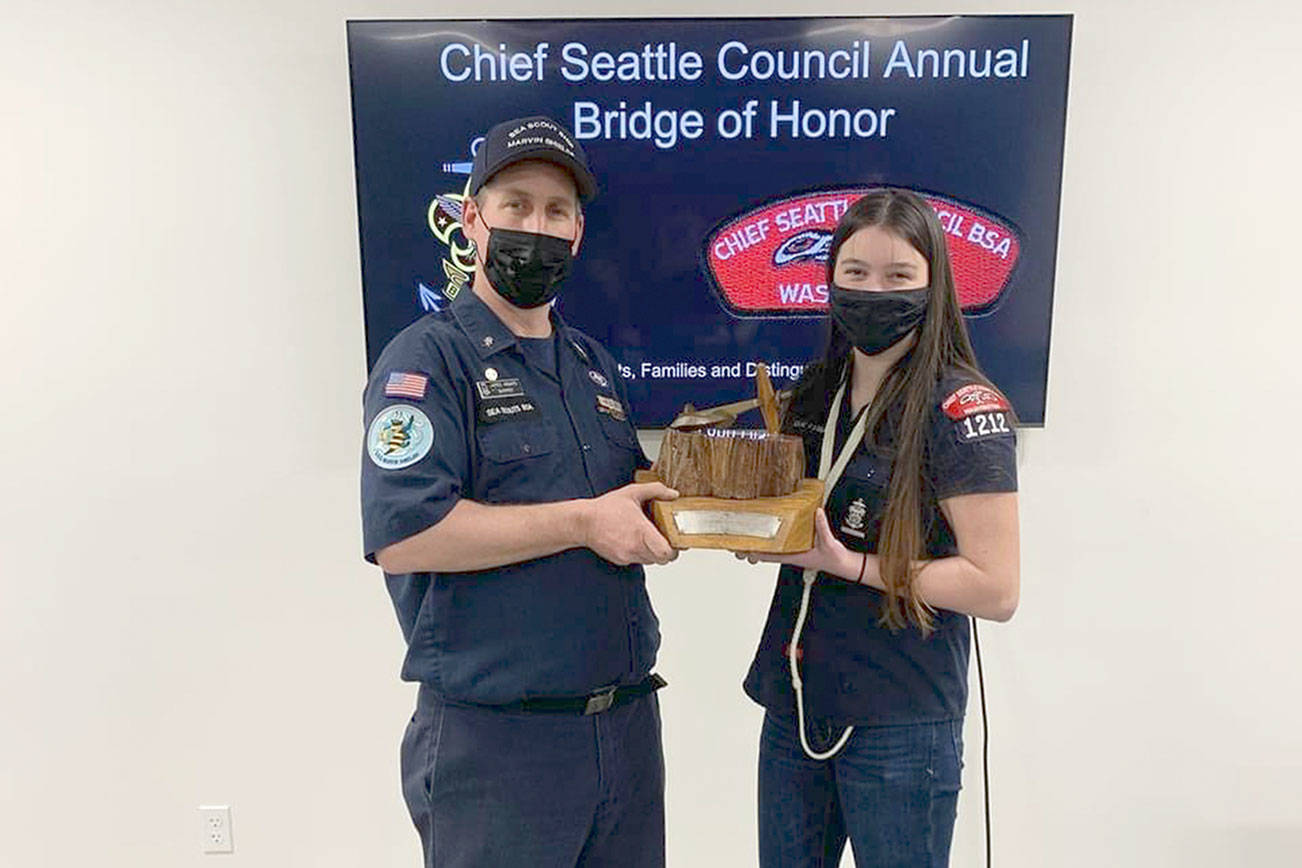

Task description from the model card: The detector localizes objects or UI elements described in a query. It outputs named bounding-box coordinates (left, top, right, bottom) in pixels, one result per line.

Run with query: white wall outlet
left=198, top=805, right=234, bottom=854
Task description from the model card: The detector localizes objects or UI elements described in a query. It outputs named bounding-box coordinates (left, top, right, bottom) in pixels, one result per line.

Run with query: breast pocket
left=596, top=411, right=640, bottom=451
left=829, top=452, right=891, bottom=550
left=473, top=420, right=561, bottom=503
left=590, top=411, right=641, bottom=494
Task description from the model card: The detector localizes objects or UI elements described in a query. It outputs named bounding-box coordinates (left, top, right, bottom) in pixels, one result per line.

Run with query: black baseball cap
left=468, top=116, right=598, bottom=202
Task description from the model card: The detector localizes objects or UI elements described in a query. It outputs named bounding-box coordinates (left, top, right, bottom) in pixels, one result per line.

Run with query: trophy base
left=635, top=470, right=824, bottom=553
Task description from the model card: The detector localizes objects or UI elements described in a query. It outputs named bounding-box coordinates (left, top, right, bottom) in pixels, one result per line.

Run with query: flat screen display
left=348, top=15, right=1072, bottom=425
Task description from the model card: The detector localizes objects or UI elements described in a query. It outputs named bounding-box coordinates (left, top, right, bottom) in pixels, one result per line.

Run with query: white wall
left=2, top=1, right=1299, bottom=865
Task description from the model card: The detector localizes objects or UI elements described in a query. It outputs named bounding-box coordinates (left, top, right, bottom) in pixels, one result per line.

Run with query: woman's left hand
left=734, top=509, right=850, bottom=575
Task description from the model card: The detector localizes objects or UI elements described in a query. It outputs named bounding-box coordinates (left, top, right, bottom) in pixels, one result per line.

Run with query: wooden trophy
left=635, top=364, right=823, bottom=552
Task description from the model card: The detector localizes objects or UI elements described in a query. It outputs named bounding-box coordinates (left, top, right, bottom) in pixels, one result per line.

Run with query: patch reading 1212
left=941, top=383, right=1014, bottom=442
left=957, top=411, right=1011, bottom=442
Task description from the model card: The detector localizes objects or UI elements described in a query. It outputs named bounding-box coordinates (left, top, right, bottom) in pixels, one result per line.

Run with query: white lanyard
left=790, top=375, right=870, bottom=760
left=815, top=378, right=872, bottom=502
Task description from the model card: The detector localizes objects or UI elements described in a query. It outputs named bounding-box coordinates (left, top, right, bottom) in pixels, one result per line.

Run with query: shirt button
left=522, top=444, right=532, bottom=454
left=582, top=443, right=591, bottom=451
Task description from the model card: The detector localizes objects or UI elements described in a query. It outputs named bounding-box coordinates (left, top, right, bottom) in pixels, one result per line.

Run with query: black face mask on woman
left=479, top=225, right=574, bottom=309
left=828, top=285, right=930, bottom=355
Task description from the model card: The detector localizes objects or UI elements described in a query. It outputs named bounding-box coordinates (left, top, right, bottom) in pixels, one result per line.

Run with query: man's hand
left=580, top=482, right=680, bottom=566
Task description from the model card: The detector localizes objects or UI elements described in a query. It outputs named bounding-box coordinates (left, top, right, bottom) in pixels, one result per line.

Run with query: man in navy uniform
left=361, top=115, right=679, bottom=867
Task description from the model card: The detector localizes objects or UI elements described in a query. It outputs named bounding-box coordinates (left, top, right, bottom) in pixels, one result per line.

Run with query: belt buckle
left=583, top=685, right=618, bottom=715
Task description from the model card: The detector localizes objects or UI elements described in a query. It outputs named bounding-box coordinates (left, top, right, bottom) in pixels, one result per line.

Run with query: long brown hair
left=785, top=188, right=995, bottom=634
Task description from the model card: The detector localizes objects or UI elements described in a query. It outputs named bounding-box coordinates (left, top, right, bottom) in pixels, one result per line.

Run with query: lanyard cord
left=788, top=377, right=998, bottom=865
left=789, top=377, right=870, bottom=760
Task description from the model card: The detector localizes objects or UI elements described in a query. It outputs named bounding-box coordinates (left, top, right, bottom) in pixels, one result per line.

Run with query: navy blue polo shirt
left=360, top=288, right=659, bottom=705
left=743, top=367, right=1018, bottom=725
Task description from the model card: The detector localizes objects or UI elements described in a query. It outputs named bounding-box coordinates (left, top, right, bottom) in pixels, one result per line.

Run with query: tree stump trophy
left=634, top=364, right=824, bottom=552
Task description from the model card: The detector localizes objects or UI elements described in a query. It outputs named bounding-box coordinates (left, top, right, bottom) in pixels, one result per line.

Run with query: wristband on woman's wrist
left=857, top=552, right=868, bottom=585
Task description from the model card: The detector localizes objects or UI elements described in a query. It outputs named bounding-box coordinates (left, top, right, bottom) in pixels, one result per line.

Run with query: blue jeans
left=401, top=686, right=664, bottom=868
left=758, top=710, right=963, bottom=868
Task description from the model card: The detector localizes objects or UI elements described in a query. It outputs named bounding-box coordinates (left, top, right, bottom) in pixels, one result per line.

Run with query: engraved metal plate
left=673, top=510, right=783, bottom=539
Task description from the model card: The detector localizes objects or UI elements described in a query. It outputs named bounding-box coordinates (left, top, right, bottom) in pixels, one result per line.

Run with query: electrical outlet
left=198, top=805, right=234, bottom=854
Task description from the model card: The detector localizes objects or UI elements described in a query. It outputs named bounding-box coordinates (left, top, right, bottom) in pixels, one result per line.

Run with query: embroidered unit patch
left=367, top=405, right=434, bottom=469
left=840, top=497, right=868, bottom=538
left=941, top=383, right=1011, bottom=420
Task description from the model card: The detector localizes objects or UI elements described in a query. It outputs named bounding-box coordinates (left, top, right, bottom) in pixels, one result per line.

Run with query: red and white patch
left=941, top=384, right=1011, bottom=420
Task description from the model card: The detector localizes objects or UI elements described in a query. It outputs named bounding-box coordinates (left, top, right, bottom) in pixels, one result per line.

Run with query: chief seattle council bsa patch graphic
left=368, top=405, right=434, bottom=470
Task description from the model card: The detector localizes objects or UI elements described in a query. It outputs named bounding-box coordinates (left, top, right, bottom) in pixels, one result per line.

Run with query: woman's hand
left=734, top=509, right=875, bottom=585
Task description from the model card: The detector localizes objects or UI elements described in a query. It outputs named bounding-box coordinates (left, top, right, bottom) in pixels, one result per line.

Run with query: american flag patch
left=384, top=371, right=428, bottom=400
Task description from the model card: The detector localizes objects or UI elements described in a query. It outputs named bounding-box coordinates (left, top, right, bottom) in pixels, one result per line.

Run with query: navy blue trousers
left=758, top=710, right=963, bottom=868
left=401, top=686, right=665, bottom=867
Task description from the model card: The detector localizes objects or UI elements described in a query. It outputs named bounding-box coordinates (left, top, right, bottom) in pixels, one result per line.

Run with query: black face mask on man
left=478, top=225, right=574, bottom=309
left=828, top=285, right=930, bottom=355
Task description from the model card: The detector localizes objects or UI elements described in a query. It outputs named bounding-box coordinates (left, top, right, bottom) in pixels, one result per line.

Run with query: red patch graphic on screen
left=701, top=188, right=1021, bottom=317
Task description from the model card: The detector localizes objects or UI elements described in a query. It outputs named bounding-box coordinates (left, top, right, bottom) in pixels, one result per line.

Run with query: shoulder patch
left=941, top=383, right=1011, bottom=420
left=942, top=384, right=1014, bottom=444
left=384, top=371, right=429, bottom=400
left=368, top=405, right=434, bottom=470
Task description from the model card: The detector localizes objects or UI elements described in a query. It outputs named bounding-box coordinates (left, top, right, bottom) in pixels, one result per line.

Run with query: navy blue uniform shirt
left=744, top=367, right=1018, bottom=725
left=361, top=288, right=659, bottom=705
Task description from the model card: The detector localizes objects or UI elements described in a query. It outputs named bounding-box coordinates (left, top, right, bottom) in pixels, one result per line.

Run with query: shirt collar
left=451, top=288, right=520, bottom=359
left=451, top=286, right=576, bottom=361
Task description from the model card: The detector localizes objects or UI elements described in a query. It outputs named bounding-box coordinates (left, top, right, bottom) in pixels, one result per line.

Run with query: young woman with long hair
left=738, top=188, right=1021, bottom=867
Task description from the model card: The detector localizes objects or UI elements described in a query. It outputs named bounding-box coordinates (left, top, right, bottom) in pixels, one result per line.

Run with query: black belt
left=505, top=674, right=667, bottom=715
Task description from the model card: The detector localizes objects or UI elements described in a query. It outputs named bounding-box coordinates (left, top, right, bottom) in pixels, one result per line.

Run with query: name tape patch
left=479, top=399, right=538, bottom=423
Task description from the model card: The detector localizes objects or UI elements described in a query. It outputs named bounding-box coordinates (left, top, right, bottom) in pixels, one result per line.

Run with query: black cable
left=972, top=617, right=991, bottom=868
